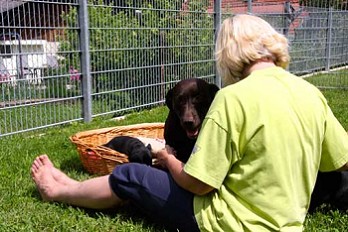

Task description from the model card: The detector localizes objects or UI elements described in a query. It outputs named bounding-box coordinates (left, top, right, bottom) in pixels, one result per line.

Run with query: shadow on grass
left=29, top=184, right=167, bottom=232
left=84, top=205, right=168, bottom=231
left=308, top=203, right=348, bottom=217
left=59, top=155, right=86, bottom=173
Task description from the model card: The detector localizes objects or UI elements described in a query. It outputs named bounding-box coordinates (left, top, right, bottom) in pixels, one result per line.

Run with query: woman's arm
left=154, top=146, right=214, bottom=195
left=337, top=162, right=348, bottom=171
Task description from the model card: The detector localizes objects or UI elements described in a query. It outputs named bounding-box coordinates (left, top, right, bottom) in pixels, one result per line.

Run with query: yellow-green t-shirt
left=184, top=66, right=348, bottom=231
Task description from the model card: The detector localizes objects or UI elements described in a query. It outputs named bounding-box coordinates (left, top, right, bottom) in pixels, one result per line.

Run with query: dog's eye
left=193, top=95, right=202, bottom=104
left=176, top=96, right=186, bottom=105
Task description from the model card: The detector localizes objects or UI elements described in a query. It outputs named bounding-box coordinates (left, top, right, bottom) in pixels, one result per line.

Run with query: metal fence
left=0, top=0, right=347, bottom=137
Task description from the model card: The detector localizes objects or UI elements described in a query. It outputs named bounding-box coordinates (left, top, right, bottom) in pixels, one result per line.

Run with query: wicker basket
left=70, top=122, right=165, bottom=175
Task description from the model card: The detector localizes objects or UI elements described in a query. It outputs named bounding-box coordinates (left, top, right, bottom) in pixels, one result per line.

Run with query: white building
left=0, top=39, right=59, bottom=84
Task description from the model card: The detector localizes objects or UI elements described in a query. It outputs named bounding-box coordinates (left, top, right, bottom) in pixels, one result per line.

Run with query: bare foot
left=33, top=155, right=78, bottom=186
left=31, top=155, right=78, bottom=201
left=31, top=156, right=61, bottom=201
left=31, top=155, right=123, bottom=209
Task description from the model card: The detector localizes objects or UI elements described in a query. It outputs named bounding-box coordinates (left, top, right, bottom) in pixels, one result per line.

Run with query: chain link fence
left=0, top=0, right=347, bottom=136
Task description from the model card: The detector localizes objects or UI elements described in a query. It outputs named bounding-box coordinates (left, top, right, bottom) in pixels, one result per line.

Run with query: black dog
left=309, top=171, right=348, bottom=212
left=103, top=136, right=152, bottom=165
left=164, top=78, right=219, bottom=163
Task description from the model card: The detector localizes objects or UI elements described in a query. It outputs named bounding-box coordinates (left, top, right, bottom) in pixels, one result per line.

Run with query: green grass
left=0, top=88, right=347, bottom=231
left=303, top=69, right=348, bottom=89
left=0, top=106, right=169, bottom=232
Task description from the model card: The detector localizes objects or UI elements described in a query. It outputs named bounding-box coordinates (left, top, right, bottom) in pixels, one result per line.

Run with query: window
left=0, top=45, right=12, bottom=58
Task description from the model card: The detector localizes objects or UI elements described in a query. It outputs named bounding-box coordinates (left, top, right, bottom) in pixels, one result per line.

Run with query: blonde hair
left=215, top=14, right=290, bottom=86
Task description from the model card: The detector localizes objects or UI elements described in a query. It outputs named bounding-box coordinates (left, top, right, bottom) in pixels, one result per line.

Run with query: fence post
left=78, top=0, right=92, bottom=122
left=247, top=0, right=253, bottom=13
left=283, top=1, right=291, bottom=36
left=214, top=0, right=222, bottom=88
left=325, top=7, right=333, bottom=71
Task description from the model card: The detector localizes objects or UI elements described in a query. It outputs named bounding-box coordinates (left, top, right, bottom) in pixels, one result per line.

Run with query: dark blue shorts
left=109, top=163, right=199, bottom=232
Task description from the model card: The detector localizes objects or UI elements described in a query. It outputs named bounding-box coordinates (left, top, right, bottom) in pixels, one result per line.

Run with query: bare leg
left=31, top=155, right=124, bottom=209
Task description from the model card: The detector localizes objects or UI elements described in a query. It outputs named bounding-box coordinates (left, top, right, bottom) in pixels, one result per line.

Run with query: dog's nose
left=183, top=120, right=194, bottom=129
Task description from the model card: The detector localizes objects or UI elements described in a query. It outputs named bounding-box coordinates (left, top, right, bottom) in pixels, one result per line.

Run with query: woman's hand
left=153, top=145, right=177, bottom=169
left=153, top=145, right=214, bottom=195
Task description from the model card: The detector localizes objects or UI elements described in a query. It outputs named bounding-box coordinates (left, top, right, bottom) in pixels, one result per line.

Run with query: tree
left=57, top=0, right=213, bottom=114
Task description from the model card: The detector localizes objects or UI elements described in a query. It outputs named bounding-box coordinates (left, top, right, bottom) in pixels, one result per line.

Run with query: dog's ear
left=146, top=144, right=152, bottom=152
left=209, top=84, right=220, bottom=97
left=165, top=88, right=173, bottom=110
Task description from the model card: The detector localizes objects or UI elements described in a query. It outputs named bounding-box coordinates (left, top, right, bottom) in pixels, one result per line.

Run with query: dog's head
left=129, top=144, right=152, bottom=166
left=165, top=78, right=219, bottom=139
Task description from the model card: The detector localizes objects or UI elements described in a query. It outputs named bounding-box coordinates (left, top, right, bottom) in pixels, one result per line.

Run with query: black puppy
left=164, top=78, right=219, bottom=162
left=103, top=136, right=152, bottom=165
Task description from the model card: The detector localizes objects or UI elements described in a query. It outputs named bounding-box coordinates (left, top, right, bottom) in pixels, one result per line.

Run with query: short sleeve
left=320, top=107, right=348, bottom=171
left=184, top=118, right=233, bottom=189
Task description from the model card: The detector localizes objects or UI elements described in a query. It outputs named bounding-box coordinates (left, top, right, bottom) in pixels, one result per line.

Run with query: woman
left=32, top=14, right=348, bottom=231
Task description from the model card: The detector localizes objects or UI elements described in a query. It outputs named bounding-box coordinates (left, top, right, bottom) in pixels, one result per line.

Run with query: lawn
left=303, top=69, right=348, bottom=89
left=0, top=88, right=347, bottom=231
left=0, top=107, right=169, bottom=232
